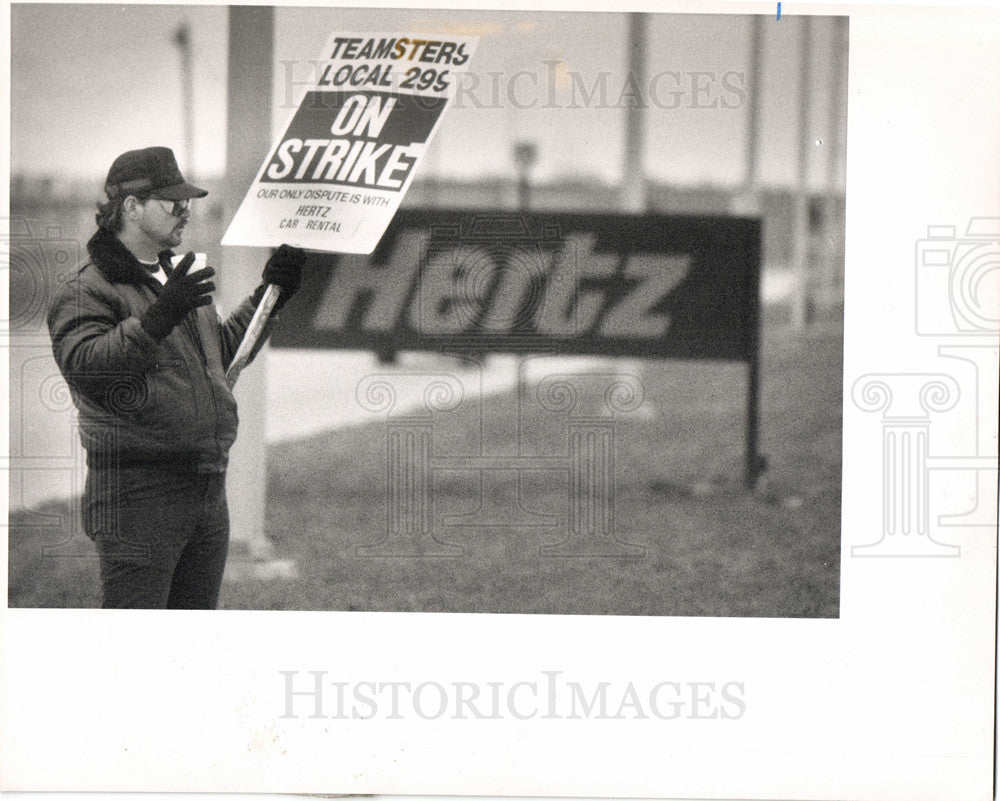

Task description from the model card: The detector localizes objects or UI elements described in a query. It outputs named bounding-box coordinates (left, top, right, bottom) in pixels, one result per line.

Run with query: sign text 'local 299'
left=273, top=211, right=761, bottom=361
left=222, top=33, right=478, bottom=254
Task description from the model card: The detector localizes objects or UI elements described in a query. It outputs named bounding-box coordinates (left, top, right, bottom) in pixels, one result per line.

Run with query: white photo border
left=2, top=2, right=997, bottom=800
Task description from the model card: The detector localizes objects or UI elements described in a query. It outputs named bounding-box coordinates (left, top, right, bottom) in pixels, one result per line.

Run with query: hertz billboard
left=272, top=210, right=761, bottom=361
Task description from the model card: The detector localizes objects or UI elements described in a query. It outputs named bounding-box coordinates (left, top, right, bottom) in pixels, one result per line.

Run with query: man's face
left=137, top=197, right=191, bottom=249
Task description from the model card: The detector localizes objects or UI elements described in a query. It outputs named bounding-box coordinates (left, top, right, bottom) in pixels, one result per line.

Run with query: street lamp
left=172, top=22, right=195, bottom=177
left=512, top=140, right=537, bottom=211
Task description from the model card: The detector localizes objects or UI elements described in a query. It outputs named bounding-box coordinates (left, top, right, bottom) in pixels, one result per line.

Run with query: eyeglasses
left=151, top=197, right=192, bottom=218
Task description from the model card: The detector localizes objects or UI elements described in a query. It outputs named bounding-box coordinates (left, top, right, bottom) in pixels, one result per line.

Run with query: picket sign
left=222, top=31, right=479, bottom=254
left=222, top=31, right=479, bottom=385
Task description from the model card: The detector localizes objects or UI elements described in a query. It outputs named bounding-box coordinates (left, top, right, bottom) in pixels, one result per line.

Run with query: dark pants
left=82, top=466, right=230, bottom=609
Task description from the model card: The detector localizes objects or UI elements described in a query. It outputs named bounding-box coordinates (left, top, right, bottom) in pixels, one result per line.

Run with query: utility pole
left=221, top=6, right=294, bottom=579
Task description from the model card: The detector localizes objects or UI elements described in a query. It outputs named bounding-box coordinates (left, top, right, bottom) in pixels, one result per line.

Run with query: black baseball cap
left=104, top=146, right=208, bottom=201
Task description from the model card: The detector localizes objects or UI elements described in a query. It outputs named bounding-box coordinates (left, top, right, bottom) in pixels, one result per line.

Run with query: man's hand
left=140, top=252, right=216, bottom=340
left=261, top=244, right=307, bottom=309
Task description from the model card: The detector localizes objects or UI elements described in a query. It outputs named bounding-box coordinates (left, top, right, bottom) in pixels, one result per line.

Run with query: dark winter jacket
left=47, top=228, right=267, bottom=472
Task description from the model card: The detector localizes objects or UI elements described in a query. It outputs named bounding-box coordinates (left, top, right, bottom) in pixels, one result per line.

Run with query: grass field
left=8, top=311, right=842, bottom=616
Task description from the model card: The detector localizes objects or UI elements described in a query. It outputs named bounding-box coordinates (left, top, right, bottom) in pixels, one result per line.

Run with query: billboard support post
left=745, top=243, right=765, bottom=490
left=746, top=356, right=763, bottom=489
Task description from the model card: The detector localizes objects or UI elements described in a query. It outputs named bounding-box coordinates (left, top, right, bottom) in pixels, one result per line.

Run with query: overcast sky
left=10, top=5, right=846, bottom=189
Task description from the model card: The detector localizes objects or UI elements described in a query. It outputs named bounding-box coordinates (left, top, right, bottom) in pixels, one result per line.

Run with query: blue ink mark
left=777, top=2, right=782, bottom=19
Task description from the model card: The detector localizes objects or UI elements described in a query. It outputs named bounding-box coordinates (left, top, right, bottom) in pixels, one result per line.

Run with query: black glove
left=258, top=244, right=307, bottom=310
left=140, top=252, right=216, bottom=340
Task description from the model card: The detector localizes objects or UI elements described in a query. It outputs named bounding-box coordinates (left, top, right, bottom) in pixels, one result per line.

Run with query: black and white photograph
left=2, top=2, right=997, bottom=800
left=8, top=5, right=845, bottom=616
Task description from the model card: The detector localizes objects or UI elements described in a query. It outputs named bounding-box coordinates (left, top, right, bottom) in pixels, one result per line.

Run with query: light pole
left=512, top=140, right=537, bottom=399
left=734, top=15, right=764, bottom=215
left=171, top=22, right=195, bottom=177
left=791, top=16, right=814, bottom=330
left=621, top=12, right=647, bottom=213
left=512, top=140, right=537, bottom=210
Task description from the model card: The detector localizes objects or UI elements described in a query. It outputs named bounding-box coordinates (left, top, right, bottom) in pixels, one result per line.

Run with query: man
left=47, top=146, right=306, bottom=609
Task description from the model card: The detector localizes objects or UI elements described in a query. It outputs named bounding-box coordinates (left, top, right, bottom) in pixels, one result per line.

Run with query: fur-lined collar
left=86, top=227, right=173, bottom=289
